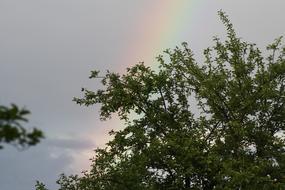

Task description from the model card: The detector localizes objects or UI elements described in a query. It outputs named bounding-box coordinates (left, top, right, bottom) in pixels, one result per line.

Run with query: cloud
left=1, top=1, right=285, bottom=190
left=0, top=136, right=96, bottom=190
left=46, top=136, right=96, bottom=150
left=0, top=144, right=73, bottom=190
left=45, top=136, right=97, bottom=174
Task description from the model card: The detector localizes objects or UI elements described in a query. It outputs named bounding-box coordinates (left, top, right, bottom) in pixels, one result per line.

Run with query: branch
left=158, top=87, right=168, bottom=112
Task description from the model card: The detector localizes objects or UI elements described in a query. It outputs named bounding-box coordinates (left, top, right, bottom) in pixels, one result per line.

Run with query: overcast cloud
left=0, top=1, right=285, bottom=189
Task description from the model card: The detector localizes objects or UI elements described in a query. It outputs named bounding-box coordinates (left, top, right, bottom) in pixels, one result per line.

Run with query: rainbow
left=93, top=0, right=204, bottom=149
left=76, top=1, right=204, bottom=172
left=117, top=0, right=202, bottom=72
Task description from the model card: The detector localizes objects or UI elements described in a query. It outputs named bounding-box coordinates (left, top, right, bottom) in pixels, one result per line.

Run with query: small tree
left=0, top=104, right=44, bottom=149
left=38, top=11, right=285, bottom=189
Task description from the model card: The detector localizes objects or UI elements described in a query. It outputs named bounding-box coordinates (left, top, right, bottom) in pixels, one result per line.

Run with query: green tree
left=0, top=104, right=44, bottom=149
left=38, top=11, right=285, bottom=189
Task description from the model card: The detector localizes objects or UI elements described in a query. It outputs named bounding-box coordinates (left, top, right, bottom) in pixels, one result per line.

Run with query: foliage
left=37, top=11, right=285, bottom=189
left=0, top=104, right=44, bottom=149
left=35, top=181, right=49, bottom=190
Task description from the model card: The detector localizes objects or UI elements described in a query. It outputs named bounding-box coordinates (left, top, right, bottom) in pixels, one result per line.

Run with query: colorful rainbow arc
left=79, top=1, right=204, bottom=172
left=118, top=0, right=201, bottom=72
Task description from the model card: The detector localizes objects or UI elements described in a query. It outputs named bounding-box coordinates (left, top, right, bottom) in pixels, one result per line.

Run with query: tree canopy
left=0, top=104, right=44, bottom=150
left=37, top=11, right=285, bottom=189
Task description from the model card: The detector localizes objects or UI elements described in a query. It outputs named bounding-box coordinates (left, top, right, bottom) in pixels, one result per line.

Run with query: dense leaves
left=0, top=104, right=44, bottom=149
left=38, top=11, right=285, bottom=189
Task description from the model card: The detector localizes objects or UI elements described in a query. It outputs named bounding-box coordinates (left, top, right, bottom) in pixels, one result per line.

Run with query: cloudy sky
left=0, top=1, right=284, bottom=189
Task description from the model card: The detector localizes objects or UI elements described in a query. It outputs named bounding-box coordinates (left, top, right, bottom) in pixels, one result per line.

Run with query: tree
left=37, top=11, right=285, bottom=189
left=0, top=104, right=44, bottom=150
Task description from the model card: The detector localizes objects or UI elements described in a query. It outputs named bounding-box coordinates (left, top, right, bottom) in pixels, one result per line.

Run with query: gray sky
left=0, top=1, right=284, bottom=189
